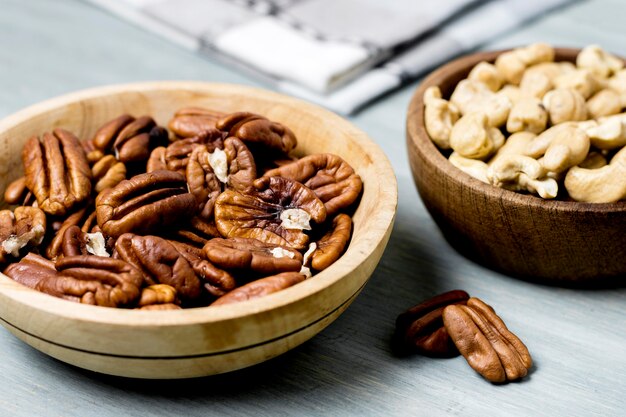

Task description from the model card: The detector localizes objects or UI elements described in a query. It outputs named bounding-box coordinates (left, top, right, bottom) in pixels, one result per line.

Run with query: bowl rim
left=406, top=46, right=626, bottom=215
left=0, top=81, right=398, bottom=326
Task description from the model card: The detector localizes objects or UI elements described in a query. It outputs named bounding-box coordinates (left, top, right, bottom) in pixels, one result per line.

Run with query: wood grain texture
left=407, top=48, right=626, bottom=284
left=0, top=82, right=397, bottom=378
left=0, top=0, right=624, bottom=416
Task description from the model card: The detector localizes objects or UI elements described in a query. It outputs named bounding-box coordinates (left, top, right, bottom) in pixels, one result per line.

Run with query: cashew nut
left=487, top=154, right=558, bottom=199
left=449, top=113, right=505, bottom=160
left=524, top=61, right=576, bottom=81
left=586, top=88, right=622, bottom=119
left=506, top=97, right=548, bottom=134
left=423, top=86, right=443, bottom=104
left=585, top=117, right=626, bottom=150
left=553, top=69, right=605, bottom=99
left=542, top=88, right=587, bottom=125
left=564, top=146, right=626, bottom=203
left=526, top=125, right=590, bottom=173
left=497, top=85, right=522, bottom=104
left=488, top=132, right=536, bottom=166
left=468, top=61, right=504, bottom=92
left=576, top=45, right=624, bottom=78
left=495, top=43, right=555, bottom=85
left=450, top=79, right=511, bottom=127
left=424, top=86, right=460, bottom=149
left=450, top=79, right=493, bottom=114
left=519, top=71, right=552, bottom=99
left=608, top=69, right=626, bottom=107
left=449, top=152, right=489, bottom=183
left=578, top=151, right=608, bottom=169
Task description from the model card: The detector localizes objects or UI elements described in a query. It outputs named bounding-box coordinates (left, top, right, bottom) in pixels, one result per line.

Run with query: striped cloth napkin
left=86, top=0, right=574, bottom=114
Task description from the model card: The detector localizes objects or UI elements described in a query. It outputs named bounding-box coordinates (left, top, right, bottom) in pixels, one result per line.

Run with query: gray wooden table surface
left=1, top=0, right=624, bottom=416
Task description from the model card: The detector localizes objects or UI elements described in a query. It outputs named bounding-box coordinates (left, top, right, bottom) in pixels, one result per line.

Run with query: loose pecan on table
left=393, top=290, right=470, bottom=357
left=443, top=297, right=532, bottom=383
left=95, top=170, right=196, bottom=238
left=22, top=129, right=92, bottom=216
left=214, top=176, right=327, bottom=250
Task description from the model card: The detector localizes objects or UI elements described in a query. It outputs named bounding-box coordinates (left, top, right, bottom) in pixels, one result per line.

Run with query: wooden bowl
left=407, top=48, right=626, bottom=285
left=0, top=82, right=397, bottom=379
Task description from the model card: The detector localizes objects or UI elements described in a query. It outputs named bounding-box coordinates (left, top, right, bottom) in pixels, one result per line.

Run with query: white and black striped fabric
left=86, top=0, right=575, bottom=114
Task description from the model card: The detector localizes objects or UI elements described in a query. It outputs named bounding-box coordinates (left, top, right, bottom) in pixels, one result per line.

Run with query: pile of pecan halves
left=0, top=108, right=362, bottom=310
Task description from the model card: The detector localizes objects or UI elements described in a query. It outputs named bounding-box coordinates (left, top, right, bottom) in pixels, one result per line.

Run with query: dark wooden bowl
left=406, top=48, right=626, bottom=285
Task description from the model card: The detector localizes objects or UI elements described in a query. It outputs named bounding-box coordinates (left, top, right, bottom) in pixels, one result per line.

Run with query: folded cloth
left=86, top=0, right=574, bottom=114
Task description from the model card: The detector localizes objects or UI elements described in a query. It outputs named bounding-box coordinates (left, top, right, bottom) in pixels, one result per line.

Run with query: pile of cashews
left=424, top=43, right=626, bottom=203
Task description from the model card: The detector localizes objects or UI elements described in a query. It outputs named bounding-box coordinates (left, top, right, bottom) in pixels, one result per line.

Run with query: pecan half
left=204, top=237, right=303, bottom=275
left=3, top=177, right=28, bottom=205
left=45, top=206, right=90, bottom=260
left=393, top=290, right=470, bottom=357
left=61, top=225, right=110, bottom=258
left=3, top=252, right=58, bottom=289
left=168, top=107, right=225, bottom=138
left=138, top=284, right=179, bottom=307
left=36, top=256, right=142, bottom=307
left=164, top=128, right=225, bottom=174
left=170, top=239, right=235, bottom=297
left=214, top=176, right=326, bottom=250
left=167, top=216, right=221, bottom=249
left=91, top=155, right=126, bottom=194
left=95, top=170, right=197, bottom=238
left=211, top=272, right=305, bottom=306
left=114, top=233, right=202, bottom=303
left=146, top=146, right=167, bottom=173
left=216, top=112, right=297, bottom=155
left=443, top=297, right=532, bottom=383
left=22, top=129, right=92, bottom=216
left=92, top=115, right=169, bottom=164
left=186, top=137, right=256, bottom=219
left=0, top=207, right=47, bottom=263
left=264, top=153, right=362, bottom=217
left=311, top=213, right=352, bottom=271
left=92, top=114, right=135, bottom=152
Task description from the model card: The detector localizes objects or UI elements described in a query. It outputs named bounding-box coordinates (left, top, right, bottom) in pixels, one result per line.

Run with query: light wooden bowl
left=0, top=82, right=397, bottom=378
left=407, top=48, right=626, bottom=285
